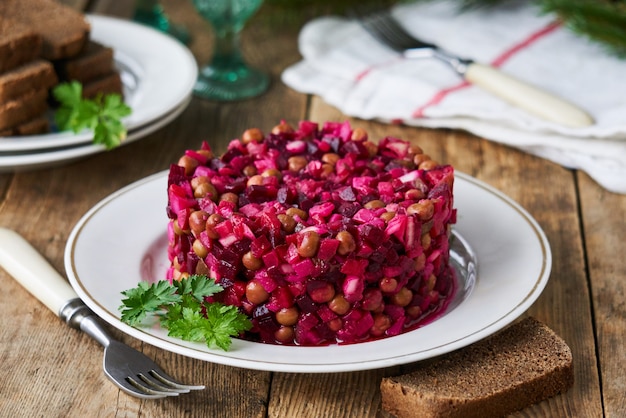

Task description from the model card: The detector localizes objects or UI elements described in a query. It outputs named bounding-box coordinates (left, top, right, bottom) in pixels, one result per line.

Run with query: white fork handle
left=0, top=228, right=77, bottom=316
left=464, top=63, right=594, bottom=128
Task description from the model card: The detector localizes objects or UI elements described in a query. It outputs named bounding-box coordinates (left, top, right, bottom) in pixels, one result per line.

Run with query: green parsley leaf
left=52, top=81, right=82, bottom=107
left=119, top=275, right=251, bottom=351
left=165, top=304, right=251, bottom=351
left=172, top=274, right=224, bottom=302
left=52, top=81, right=131, bottom=150
left=119, top=281, right=181, bottom=326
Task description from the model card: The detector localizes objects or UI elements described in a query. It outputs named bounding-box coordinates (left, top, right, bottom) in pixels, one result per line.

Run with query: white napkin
left=281, top=0, right=626, bottom=194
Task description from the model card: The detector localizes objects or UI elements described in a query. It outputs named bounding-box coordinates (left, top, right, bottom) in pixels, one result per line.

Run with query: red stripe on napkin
left=355, top=56, right=404, bottom=81
left=411, top=20, right=561, bottom=118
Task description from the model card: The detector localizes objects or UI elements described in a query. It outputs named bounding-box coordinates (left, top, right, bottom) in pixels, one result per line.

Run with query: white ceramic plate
left=0, top=97, right=189, bottom=172
left=65, top=171, right=551, bottom=373
left=0, top=14, right=197, bottom=153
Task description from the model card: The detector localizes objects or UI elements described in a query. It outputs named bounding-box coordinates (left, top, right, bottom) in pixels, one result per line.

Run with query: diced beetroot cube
left=384, top=304, right=405, bottom=322
left=309, top=201, right=335, bottom=218
left=337, top=186, right=357, bottom=202
left=318, top=238, right=340, bottom=260
left=222, top=281, right=246, bottom=307
left=385, top=214, right=407, bottom=240
left=337, top=309, right=374, bottom=342
left=285, top=243, right=301, bottom=264
left=293, top=258, right=315, bottom=280
left=214, top=219, right=233, bottom=238
left=246, top=140, right=267, bottom=157
left=295, top=327, right=324, bottom=346
left=297, top=120, right=319, bottom=138
left=219, top=234, right=238, bottom=248
left=316, top=304, right=338, bottom=322
left=286, top=139, right=306, bottom=153
left=254, top=269, right=278, bottom=293
left=355, top=243, right=373, bottom=258
left=342, top=275, right=364, bottom=303
left=358, top=223, right=385, bottom=244
left=288, top=282, right=306, bottom=297
left=262, top=250, right=281, bottom=268
left=266, top=286, right=294, bottom=312
left=296, top=294, right=319, bottom=314
left=385, top=318, right=405, bottom=336
left=279, top=263, right=294, bottom=275
left=237, top=203, right=262, bottom=218
left=297, top=311, right=319, bottom=330
left=340, top=259, right=367, bottom=277
left=383, top=265, right=404, bottom=277
left=198, top=231, right=213, bottom=251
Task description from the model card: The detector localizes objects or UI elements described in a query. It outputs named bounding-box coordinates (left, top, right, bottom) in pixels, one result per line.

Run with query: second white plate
left=65, top=171, right=551, bottom=373
left=0, top=14, right=197, bottom=153
left=0, top=97, right=189, bottom=172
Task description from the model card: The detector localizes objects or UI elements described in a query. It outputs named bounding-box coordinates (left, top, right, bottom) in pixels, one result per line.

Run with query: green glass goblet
left=134, top=0, right=191, bottom=45
left=191, top=0, right=269, bottom=101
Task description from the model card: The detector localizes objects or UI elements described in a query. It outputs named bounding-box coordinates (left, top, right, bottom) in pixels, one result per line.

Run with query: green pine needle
left=539, top=0, right=626, bottom=57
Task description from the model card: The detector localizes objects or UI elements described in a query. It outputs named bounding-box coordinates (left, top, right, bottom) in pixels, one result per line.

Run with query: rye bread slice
left=0, top=89, right=49, bottom=131
left=0, top=115, right=49, bottom=137
left=0, top=0, right=90, bottom=60
left=380, top=317, right=574, bottom=418
left=0, top=17, right=43, bottom=73
left=54, top=41, right=116, bottom=84
left=82, top=72, right=124, bottom=99
left=0, top=60, right=58, bottom=102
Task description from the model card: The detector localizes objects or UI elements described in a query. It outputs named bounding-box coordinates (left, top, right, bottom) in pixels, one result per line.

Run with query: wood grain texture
left=578, top=172, right=626, bottom=418
left=0, top=0, right=622, bottom=417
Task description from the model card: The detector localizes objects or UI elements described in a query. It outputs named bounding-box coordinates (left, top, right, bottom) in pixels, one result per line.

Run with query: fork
left=354, top=10, right=594, bottom=128
left=0, top=228, right=205, bottom=399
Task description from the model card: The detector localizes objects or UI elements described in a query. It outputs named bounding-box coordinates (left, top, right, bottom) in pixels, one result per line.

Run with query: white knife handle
left=0, top=228, right=78, bottom=316
left=464, top=62, right=594, bottom=128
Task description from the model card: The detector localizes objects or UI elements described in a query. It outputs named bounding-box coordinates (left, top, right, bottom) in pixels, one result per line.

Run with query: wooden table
left=1, top=1, right=624, bottom=417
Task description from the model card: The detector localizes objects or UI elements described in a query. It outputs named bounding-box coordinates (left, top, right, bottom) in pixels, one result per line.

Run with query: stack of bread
left=0, top=0, right=123, bottom=137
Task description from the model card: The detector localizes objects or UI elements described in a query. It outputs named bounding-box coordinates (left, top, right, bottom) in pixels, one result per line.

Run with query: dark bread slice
left=54, top=41, right=116, bottom=84
left=0, top=89, right=49, bottom=131
left=380, top=317, right=574, bottom=418
left=0, top=60, right=58, bottom=102
left=0, top=0, right=90, bottom=60
left=82, top=72, right=124, bottom=99
left=0, top=16, right=43, bottom=72
left=0, top=115, right=49, bottom=137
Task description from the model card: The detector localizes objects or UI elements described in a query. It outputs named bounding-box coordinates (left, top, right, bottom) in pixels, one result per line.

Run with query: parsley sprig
left=119, top=275, right=251, bottom=351
left=53, top=81, right=132, bottom=150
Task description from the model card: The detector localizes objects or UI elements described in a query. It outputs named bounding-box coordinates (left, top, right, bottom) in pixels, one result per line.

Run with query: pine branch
left=539, top=0, right=626, bottom=57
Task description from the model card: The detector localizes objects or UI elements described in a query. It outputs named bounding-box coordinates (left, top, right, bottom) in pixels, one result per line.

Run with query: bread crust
left=82, top=72, right=124, bottom=99
left=54, top=41, right=115, bottom=84
left=0, top=0, right=90, bottom=60
left=0, top=89, right=49, bottom=131
left=380, top=317, right=574, bottom=418
left=0, top=60, right=58, bottom=102
left=0, top=115, right=49, bottom=137
left=0, top=17, right=43, bottom=72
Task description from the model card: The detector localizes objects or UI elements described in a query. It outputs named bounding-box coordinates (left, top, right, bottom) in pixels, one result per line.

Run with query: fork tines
left=122, top=369, right=206, bottom=399
left=351, top=8, right=436, bottom=52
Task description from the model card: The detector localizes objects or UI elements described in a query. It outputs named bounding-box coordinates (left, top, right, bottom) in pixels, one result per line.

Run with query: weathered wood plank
left=578, top=172, right=626, bottom=418
left=268, top=370, right=393, bottom=418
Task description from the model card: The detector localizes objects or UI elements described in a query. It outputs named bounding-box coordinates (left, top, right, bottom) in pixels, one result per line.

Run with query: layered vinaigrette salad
left=166, top=120, right=456, bottom=346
